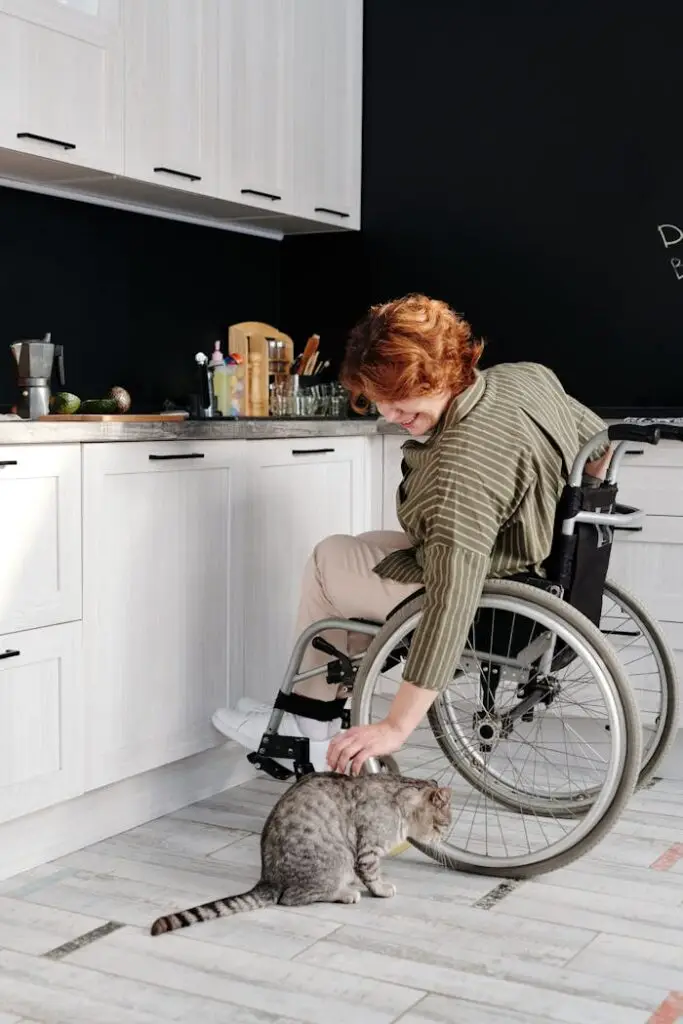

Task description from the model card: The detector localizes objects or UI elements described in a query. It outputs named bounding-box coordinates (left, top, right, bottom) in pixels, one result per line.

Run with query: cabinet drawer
left=615, top=442, right=683, bottom=517
left=0, top=445, right=82, bottom=634
left=610, top=516, right=683, bottom=624
left=0, top=621, right=83, bottom=824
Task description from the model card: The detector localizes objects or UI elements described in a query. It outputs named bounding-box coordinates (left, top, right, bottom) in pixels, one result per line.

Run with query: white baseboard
left=0, top=741, right=257, bottom=882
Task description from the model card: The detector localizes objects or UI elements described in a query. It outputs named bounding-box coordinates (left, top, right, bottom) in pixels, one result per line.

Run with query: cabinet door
left=218, top=0, right=292, bottom=212
left=0, top=0, right=123, bottom=172
left=244, top=438, right=370, bottom=703
left=0, top=444, right=82, bottom=635
left=292, top=0, right=363, bottom=228
left=381, top=433, right=428, bottom=531
left=83, top=441, right=245, bottom=790
left=0, top=622, right=83, bottom=824
left=123, top=0, right=218, bottom=195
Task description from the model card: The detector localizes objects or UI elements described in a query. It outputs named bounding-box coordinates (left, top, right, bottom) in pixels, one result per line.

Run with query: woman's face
left=376, top=391, right=452, bottom=436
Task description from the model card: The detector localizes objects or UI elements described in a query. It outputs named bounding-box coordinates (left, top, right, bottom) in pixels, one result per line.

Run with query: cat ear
left=429, top=787, right=452, bottom=811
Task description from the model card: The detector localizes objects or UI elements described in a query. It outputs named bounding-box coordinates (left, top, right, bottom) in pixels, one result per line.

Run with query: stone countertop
left=0, top=416, right=408, bottom=445
left=0, top=411, right=647, bottom=446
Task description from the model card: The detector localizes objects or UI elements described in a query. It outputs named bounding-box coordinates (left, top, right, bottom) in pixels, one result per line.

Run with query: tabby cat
left=150, top=772, right=452, bottom=936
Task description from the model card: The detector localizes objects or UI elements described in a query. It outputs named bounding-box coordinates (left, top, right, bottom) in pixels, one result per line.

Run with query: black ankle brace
left=274, top=691, right=347, bottom=722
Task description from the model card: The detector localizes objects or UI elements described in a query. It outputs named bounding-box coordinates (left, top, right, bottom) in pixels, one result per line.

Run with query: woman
left=213, top=294, right=609, bottom=775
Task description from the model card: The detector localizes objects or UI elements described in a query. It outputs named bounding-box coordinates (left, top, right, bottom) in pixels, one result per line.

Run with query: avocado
left=49, top=392, right=81, bottom=414
left=106, top=386, right=131, bottom=413
left=80, top=399, right=119, bottom=414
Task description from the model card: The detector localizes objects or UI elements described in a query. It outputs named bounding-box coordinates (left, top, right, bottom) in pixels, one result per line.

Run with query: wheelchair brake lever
left=311, top=636, right=356, bottom=686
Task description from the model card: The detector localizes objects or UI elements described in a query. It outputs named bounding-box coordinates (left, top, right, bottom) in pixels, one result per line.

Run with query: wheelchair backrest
left=543, top=480, right=619, bottom=627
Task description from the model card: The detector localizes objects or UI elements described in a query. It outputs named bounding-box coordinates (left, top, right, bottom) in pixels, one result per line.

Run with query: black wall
left=285, top=2, right=683, bottom=413
left=7, top=4, right=683, bottom=414
left=357, top=2, right=683, bottom=411
left=0, top=188, right=281, bottom=410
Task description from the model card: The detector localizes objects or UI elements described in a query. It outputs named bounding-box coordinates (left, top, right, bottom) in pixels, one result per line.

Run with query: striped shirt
left=374, top=362, right=606, bottom=692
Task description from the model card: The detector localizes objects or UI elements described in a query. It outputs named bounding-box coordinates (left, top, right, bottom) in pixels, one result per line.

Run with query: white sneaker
left=212, top=701, right=337, bottom=773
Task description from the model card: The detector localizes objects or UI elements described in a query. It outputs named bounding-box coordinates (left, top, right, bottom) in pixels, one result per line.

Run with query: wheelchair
left=248, top=421, right=680, bottom=879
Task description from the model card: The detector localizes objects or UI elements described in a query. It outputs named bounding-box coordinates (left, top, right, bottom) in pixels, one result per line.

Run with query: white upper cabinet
left=123, top=0, right=218, bottom=195
left=218, top=0, right=293, bottom=213
left=0, top=0, right=123, bottom=172
left=0, top=0, right=363, bottom=233
left=291, top=0, right=363, bottom=228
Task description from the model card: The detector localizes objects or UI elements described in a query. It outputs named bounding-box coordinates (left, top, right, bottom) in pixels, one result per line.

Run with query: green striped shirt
left=374, top=362, right=606, bottom=692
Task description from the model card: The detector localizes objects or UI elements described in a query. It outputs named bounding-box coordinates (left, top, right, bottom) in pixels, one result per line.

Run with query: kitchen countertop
left=0, top=416, right=408, bottom=445
left=0, top=410, right=673, bottom=446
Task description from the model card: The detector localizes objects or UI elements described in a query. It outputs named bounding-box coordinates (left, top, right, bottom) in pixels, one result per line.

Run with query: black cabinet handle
left=153, top=166, right=202, bottom=182
left=625, top=450, right=644, bottom=456
left=0, top=650, right=20, bottom=661
left=314, top=207, right=350, bottom=218
left=17, top=132, right=76, bottom=151
left=149, top=453, right=205, bottom=461
left=291, top=448, right=335, bottom=456
left=614, top=525, right=643, bottom=532
left=0, top=460, right=18, bottom=467
left=241, top=188, right=281, bottom=202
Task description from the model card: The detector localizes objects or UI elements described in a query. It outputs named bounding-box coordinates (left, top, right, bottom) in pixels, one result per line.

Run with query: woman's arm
left=327, top=680, right=438, bottom=774
left=328, top=457, right=501, bottom=774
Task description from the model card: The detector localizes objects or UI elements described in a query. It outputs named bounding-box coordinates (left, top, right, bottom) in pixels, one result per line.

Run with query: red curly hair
left=340, top=293, right=484, bottom=411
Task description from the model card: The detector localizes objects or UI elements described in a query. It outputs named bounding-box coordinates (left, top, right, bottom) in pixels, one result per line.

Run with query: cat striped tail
left=150, top=881, right=278, bottom=936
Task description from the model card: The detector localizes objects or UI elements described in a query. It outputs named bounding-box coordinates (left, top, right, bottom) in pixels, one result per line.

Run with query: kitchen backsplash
left=0, top=186, right=281, bottom=412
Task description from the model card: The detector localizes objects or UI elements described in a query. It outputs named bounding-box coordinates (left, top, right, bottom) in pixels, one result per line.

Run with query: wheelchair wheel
left=601, top=578, right=679, bottom=788
left=352, top=579, right=642, bottom=878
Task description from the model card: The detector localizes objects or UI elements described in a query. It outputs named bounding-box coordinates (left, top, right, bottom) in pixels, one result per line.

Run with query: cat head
left=401, top=780, right=452, bottom=841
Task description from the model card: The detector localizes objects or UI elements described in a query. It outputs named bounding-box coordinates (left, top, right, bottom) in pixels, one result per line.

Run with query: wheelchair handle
left=607, top=423, right=661, bottom=444
left=607, top=422, right=683, bottom=443
left=570, top=420, right=683, bottom=487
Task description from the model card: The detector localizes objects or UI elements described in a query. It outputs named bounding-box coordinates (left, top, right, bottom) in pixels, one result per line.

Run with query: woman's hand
left=326, top=720, right=406, bottom=775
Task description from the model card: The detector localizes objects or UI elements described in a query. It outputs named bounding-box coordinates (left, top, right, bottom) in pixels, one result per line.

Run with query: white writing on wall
left=657, top=224, right=683, bottom=279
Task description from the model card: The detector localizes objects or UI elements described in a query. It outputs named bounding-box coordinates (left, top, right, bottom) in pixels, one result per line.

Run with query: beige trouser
left=292, top=531, right=422, bottom=701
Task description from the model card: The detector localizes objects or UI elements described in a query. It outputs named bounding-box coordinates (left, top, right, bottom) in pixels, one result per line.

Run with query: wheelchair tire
left=352, top=578, right=642, bottom=878
left=602, top=577, right=679, bottom=788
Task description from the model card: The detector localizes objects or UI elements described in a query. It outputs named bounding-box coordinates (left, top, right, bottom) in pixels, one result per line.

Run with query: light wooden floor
left=1, top=771, right=682, bottom=1023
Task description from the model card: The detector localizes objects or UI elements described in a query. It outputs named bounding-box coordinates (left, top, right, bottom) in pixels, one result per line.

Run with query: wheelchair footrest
left=246, top=752, right=295, bottom=781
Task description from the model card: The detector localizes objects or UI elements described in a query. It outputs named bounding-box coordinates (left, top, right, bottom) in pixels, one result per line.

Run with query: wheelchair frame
left=247, top=420, right=678, bottom=782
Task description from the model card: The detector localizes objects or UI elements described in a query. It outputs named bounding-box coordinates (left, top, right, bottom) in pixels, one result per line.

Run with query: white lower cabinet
left=82, top=440, right=245, bottom=790
left=0, top=621, right=83, bottom=824
left=0, top=444, right=82, bottom=636
left=243, top=437, right=370, bottom=703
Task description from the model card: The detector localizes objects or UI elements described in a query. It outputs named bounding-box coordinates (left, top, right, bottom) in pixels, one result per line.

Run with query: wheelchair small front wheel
left=352, top=579, right=642, bottom=879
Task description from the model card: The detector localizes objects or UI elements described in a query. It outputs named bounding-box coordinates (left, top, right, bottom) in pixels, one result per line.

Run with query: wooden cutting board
left=40, top=413, right=189, bottom=422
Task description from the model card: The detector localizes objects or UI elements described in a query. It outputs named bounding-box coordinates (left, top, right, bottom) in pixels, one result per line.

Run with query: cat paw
left=336, top=888, right=362, bottom=904
left=369, top=881, right=396, bottom=899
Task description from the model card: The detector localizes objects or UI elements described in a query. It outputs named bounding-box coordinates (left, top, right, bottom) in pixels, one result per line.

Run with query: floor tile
left=301, top=923, right=664, bottom=1013
left=398, top=993, right=557, bottom=1024
left=66, top=925, right=426, bottom=1024
left=286, top=895, right=596, bottom=964
left=118, top=816, right=251, bottom=857
left=0, top=896, right=109, bottom=956
left=0, top=948, right=301, bottom=1024
left=297, top=938, right=652, bottom=1023
left=494, top=882, right=683, bottom=947
left=568, top=932, right=683, bottom=992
